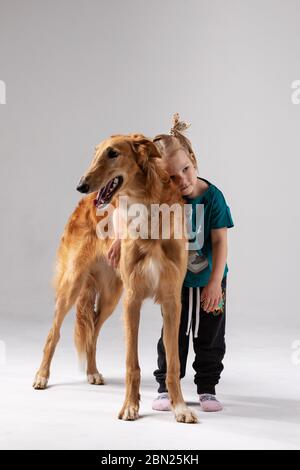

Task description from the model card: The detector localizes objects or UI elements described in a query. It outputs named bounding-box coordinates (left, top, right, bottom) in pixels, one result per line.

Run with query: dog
left=33, top=134, right=198, bottom=423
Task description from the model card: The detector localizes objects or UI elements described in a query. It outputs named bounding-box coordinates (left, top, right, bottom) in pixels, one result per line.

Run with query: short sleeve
left=210, top=189, right=234, bottom=229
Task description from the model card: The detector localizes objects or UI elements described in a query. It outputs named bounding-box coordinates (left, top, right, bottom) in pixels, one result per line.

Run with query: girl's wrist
left=209, top=276, right=222, bottom=285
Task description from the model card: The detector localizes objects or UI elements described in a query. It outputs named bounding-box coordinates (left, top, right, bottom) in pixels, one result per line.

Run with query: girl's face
left=163, top=149, right=199, bottom=198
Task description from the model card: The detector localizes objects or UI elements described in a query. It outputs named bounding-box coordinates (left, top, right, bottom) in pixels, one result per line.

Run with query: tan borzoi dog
left=33, top=134, right=197, bottom=423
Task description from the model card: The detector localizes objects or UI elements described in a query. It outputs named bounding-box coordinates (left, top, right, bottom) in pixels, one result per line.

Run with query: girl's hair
left=153, top=113, right=198, bottom=171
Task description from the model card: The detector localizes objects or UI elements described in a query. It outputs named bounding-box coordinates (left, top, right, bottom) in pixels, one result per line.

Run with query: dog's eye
left=107, top=147, right=119, bottom=159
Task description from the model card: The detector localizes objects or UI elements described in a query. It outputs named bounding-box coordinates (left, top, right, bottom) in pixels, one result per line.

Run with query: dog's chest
left=144, top=257, right=161, bottom=290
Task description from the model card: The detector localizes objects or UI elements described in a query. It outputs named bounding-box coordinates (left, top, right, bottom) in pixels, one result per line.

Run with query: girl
left=107, top=114, right=234, bottom=412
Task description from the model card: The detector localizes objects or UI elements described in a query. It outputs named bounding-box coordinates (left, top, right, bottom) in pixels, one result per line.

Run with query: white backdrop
left=0, top=0, right=300, bottom=450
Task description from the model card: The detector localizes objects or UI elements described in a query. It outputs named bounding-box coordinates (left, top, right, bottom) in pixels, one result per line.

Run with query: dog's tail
left=74, top=287, right=98, bottom=372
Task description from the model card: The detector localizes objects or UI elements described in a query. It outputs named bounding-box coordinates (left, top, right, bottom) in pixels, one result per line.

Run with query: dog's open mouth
left=93, top=176, right=123, bottom=209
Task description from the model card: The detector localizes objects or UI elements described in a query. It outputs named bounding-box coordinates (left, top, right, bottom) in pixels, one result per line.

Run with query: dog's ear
left=129, top=137, right=161, bottom=169
left=129, top=137, right=170, bottom=194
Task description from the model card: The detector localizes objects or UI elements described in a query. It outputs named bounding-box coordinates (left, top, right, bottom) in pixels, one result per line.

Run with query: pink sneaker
left=199, top=394, right=223, bottom=412
left=152, top=393, right=171, bottom=411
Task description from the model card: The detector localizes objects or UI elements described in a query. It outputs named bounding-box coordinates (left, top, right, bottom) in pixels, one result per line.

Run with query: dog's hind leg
left=85, top=276, right=123, bottom=385
left=33, top=269, right=88, bottom=390
left=118, top=291, right=142, bottom=421
left=74, top=274, right=123, bottom=385
left=74, top=275, right=101, bottom=383
left=161, top=296, right=198, bottom=424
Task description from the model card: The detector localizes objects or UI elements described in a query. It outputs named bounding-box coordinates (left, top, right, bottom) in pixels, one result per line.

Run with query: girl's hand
left=107, top=239, right=121, bottom=268
left=200, top=280, right=223, bottom=313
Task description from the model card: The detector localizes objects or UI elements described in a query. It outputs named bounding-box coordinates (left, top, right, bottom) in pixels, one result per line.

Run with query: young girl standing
left=107, top=114, right=234, bottom=412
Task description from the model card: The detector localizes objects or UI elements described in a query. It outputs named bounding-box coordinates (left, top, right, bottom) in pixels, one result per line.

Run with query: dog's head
left=77, top=134, right=170, bottom=208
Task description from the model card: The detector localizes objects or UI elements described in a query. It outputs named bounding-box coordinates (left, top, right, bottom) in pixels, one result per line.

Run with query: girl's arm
left=201, top=228, right=228, bottom=312
left=107, top=208, right=124, bottom=268
left=112, top=207, right=125, bottom=239
left=210, top=228, right=228, bottom=283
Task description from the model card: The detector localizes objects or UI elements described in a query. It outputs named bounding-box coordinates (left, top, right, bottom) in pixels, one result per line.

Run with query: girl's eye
left=170, top=175, right=176, bottom=180
left=183, top=166, right=189, bottom=172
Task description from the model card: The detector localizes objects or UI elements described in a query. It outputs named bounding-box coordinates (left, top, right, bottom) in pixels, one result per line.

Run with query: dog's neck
left=121, top=169, right=181, bottom=206
left=116, top=177, right=184, bottom=242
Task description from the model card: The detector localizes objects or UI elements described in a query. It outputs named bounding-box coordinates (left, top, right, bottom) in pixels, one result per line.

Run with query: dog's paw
left=87, top=372, right=105, bottom=385
left=174, top=404, right=199, bottom=424
left=33, top=374, right=48, bottom=390
left=118, top=404, right=139, bottom=421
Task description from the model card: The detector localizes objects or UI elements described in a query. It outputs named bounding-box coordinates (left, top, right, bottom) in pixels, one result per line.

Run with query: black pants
left=153, top=276, right=227, bottom=395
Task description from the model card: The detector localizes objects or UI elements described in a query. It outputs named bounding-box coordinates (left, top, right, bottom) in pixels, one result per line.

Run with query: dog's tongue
left=93, top=179, right=114, bottom=207
left=103, top=179, right=114, bottom=199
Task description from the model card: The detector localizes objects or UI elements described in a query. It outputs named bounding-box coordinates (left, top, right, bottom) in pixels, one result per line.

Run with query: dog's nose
left=76, top=178, right=90, bottom=193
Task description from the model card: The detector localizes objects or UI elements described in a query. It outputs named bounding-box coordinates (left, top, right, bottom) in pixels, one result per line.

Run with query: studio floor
left=1, top=301, right=299, bottom=450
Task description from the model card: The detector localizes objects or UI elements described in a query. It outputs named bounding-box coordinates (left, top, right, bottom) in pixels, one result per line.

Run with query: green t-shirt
left=183, top=177, right=234, bottom=287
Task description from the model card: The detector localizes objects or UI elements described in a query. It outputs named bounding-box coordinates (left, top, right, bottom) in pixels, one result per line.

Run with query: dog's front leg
left=162, top=297, right=198, bottom=424
left=118, top=291, right=141, bottom=421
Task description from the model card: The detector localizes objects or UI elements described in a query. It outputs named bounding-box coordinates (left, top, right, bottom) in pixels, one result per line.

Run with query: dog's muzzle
left=77, top=178, right=89, bottom=193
